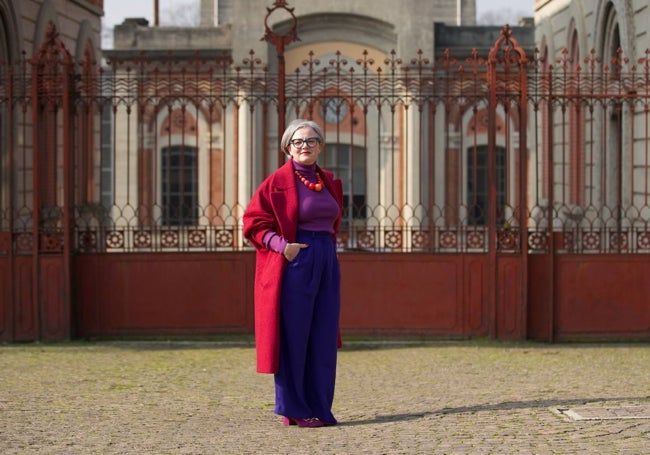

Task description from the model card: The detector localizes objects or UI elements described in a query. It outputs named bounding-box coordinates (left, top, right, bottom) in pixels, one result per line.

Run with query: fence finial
left=261, top=1, right=300, bottom=54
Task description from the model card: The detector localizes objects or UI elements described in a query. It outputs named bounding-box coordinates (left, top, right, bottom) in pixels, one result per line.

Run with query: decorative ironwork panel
left=1, top=26, right=650, bottom=255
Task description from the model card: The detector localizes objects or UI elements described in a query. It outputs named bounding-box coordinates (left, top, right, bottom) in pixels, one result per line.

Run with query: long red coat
left=243, top=159, right=343, bottom=373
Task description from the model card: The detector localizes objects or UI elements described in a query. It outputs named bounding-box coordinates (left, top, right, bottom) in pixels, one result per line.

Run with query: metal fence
left=2, top=26, right=650, bottom=256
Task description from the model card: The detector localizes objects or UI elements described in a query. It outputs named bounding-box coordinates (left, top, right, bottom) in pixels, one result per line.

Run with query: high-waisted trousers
left=274, top=230, right=341, bottom=423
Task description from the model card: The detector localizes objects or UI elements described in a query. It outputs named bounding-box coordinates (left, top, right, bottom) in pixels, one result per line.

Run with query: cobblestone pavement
left=1, top=339, right=649, bottom=454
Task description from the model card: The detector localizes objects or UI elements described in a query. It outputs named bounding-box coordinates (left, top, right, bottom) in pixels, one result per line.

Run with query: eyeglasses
left=289, top=137, right=321, bottom=148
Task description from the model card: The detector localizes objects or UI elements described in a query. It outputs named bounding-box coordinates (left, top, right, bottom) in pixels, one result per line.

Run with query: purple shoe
left=282, top=416, right=325, bottom=428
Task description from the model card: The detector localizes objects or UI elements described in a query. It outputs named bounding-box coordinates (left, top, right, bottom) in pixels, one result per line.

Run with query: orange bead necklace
left=294, top=169, right=323, bottom=192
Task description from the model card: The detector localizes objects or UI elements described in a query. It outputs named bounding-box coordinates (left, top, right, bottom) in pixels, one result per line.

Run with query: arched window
left=598, top=2, right=622, bottom=211
left=568, top=25, right=585, bottom=206
left=159, top=108, right=200, bottom=226
left=161, top=144, right=198, bottom=226
left=464, top=108, right=509, bottom=227
left=540, top=43, right=550, bottom=203
left=466, top=145, right=507, bottom=226
left=0, top=11, right=10, bottom=229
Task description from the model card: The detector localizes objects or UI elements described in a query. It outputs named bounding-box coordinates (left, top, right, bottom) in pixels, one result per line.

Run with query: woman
left=243, top=119, right=343, bottom=428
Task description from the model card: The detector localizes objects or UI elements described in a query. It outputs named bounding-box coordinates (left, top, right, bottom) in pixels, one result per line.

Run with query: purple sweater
left=262, top=161, right=340, bottom=254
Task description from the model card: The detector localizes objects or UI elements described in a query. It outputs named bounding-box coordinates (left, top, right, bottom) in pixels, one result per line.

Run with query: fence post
left=487, top=25, right=529, bottom=340
left=27, top=23, right=73, bottom=340
left=261, top=0, right=300, bottom=164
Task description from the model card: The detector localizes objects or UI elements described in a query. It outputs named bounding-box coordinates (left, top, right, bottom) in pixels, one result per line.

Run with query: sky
left=102, top=0, right=536, bottom=48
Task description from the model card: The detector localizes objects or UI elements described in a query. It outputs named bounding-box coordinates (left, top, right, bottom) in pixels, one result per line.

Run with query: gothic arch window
left=76, top=41, right=98, bottom=205
left=602, top=3, right=622, bottom=79
left=540, top=42, right=550, bottom=202
left=0, top=1, right=24, bottom=232
left=74, top=20, right=104, bottom=221
left=0, top=9, right=9, bottom=228
left=568, top=24, right=585, bottom=206
left=598, top=2, right=622, bottom=211
left=0, top=8, right=9, bottom=59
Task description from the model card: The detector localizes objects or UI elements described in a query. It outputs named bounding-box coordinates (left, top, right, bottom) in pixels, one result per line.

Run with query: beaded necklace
left=294, top=169, right=323, bottom=192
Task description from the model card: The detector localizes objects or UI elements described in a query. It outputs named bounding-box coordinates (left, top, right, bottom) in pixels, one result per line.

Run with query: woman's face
left=287, top=126, right=323, bottom=165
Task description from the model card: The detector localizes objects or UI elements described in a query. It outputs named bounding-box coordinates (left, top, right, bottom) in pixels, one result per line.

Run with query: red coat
left=243, top=159, right=343, bottom=373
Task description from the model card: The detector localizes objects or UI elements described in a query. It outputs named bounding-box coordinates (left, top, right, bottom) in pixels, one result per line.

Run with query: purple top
left=262, top=161, right=339, bottom=254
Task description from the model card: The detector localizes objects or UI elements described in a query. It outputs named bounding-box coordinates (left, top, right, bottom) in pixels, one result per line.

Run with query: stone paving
left=1, top=339, right=649, bottom=454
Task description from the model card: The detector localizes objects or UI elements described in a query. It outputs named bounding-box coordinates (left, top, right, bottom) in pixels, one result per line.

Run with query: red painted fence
left=1, top=18, right=650, bottom=342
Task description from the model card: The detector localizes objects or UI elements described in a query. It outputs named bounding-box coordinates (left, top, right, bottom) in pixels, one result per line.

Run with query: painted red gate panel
left=554, top=256, right=650, bottom=338
left=74, top=253, right=254, bottom=337
left=496, top=256, right=524, bottom=340
left=13, top=257, right=37, bottom=341
left=39, top=256, right=68, bottom=340
left=339, top=253, right=486, bottom=336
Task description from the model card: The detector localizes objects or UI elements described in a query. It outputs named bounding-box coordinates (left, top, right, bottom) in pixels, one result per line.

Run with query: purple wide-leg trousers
left=274, top=230, right=341, bottom=423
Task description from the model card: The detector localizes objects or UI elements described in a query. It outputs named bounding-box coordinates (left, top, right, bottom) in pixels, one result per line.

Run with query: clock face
left=324, top=97, right=347, bottom=124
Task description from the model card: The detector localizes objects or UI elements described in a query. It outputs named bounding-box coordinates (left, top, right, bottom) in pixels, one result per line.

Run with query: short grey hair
left=280, top=119, right=325, bottom=154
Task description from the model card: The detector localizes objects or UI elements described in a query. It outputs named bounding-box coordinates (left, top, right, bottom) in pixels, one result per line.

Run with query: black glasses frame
left=289, top=137, right=321, bottom=148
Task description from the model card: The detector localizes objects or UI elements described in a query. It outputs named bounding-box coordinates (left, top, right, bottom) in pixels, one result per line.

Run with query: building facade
left=535, top=0, right=649, bottom=59
left=0, top=0, right=101, bottom=62
left=106, top=0, right=533, bottom=253
left=533, top=0, right=650, bottom=239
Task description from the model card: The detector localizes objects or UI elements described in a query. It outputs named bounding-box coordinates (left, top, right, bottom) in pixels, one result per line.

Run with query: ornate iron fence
left=1, top=26, right=650, bottom=255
